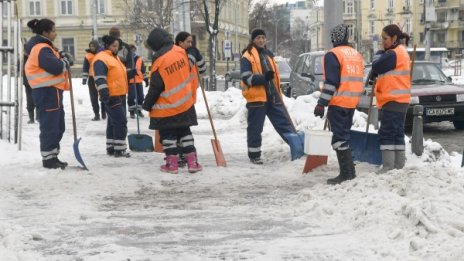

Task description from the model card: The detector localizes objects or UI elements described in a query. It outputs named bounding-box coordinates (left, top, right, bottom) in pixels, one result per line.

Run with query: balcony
left=447, top=41, right=464, bottom=48
left=343, top=12, right=356, bottom=20
left=436, top=0, right=461, bottom=9
left=430, top=21, right=450, bottom=30
left=449, top=20, right=464, bottom=28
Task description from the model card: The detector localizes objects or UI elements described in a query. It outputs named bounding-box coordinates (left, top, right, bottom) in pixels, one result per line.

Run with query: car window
left=413, top=63, right=448, bottom=83
left=294, top=55, right=305, bottom=74
left=302, top=55, right=311, bottom=74
left=313, top=55, right=323, bottom=75
left=278, top=61, right=292, bottom=73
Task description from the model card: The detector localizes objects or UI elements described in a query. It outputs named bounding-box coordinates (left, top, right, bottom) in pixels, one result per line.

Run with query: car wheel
left=225, top=73, right=231, bottom=81
left=453, top=120, right=464, bottom=130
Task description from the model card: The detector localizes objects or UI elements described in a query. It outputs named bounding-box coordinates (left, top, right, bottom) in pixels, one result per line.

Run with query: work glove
left=82, top=78, right=87, bottom=85
left=127, top=68, right=137, bottom=79
left=99, top=89, right=110, bottom=104
left=264, top=70, right=274, bottom=81
left=143, top=77, right=149, bottom=87
left=313, top=104, right=325, bottom=118
left=59, top=51, right=74, bottom=66
left=61, top=58, right=70, bottom=69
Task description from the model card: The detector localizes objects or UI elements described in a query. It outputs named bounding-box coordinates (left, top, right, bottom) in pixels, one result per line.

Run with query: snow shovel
left=262, top=52, right=304, bottom=161
left=128, top=64, right=154, bottom=152
left=153, top=130, right=163, bottom=153
left=67, top=69, right=88, bottom=170
left=198, top=72, right=226, bottom=167
left=349, top=78, right=382, bottom=165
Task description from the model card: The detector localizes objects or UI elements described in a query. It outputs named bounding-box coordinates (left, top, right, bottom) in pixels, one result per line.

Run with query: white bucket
left=304, top=130, right=333, bottom=155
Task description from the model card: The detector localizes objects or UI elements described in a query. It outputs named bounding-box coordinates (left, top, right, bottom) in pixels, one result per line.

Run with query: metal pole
left=324, top=0, right=343, bottom=50
left=424, top=0, right=431, bottom=61
left=275, top=18, right=278, bottom=51
left=92, top=0, right=98, bottom=40
left=234, top=1, right=238, bottom=68
left=7, top=0, right=12, bottom=142
left=0, top=0, right=4, bottom=139
left=411, top=105, right=424, bottom=156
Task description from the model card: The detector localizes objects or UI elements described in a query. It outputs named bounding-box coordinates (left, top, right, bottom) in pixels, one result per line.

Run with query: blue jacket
left=25, top=35, right=65, bottom=76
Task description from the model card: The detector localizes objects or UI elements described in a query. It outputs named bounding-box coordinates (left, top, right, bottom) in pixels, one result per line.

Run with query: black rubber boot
left=107, top=147, right=115, bottom=156
left=129, top=111, right=135, bottom=119
left=42, top=158, right=67, bottom=169
left=137, top=110, right=144, bottom=118
left=27, top=110, right=35, bottom=124
left=91, top=114, right=100, bottom=121
left=327, top=150, right=356, bottom=185
left=101, top=107, right=106, bottom=119
left=114, top=150, right=131, bottom=158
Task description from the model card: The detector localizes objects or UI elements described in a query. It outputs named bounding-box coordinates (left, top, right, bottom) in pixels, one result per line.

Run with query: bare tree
left=195, top=0, right=225, bottom=91
left=124, top=0, right=174, bottom=33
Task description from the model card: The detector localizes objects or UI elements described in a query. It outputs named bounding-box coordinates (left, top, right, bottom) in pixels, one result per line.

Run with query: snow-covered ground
left=1, top=79, right=464, bottom=261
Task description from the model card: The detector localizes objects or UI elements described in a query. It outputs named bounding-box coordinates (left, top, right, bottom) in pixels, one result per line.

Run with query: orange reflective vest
left=85, top=52, right=96, bottom=77
left=129, top=56, right=143, bottom=84
left=375, top=45, right=411, bottom=108
left=92, top=50, right=128, bottom=96
left=240, top=47, right=280, bottom=103
left=24, top=43, right=69, bottom=90
left=322, top=46, right=364, bottom=109
left=149, top=45, right=194, bottom=118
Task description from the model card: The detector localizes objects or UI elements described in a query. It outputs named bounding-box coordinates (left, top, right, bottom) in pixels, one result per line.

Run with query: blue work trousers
left=378, top=109, right=406, bottom=150
left=327, top=106, right=355, bottom=151
left=31, top=87, right=65, bottom=159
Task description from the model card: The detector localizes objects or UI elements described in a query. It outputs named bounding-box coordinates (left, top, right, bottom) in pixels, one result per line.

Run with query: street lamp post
left=274, top=16, right=287, bottom=52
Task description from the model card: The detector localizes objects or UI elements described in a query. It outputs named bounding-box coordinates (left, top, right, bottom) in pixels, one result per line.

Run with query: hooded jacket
left=143, top=28, right=197, bottom=130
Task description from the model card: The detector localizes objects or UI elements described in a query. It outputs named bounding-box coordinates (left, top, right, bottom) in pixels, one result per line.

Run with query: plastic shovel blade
left=211, top=139, right=227, bottom=167
left=128, top=134, right=154, bottom=152
left=349, top=130, right=382, bottom=165
left=284, top=131, right=305, bottom=161
left=73, top=137, right=89, bottom=170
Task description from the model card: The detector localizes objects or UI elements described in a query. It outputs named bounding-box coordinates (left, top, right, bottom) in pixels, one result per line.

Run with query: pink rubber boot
left=160, top=155, right=179, bottom=174
left=184, top=152, right=202, bottom=173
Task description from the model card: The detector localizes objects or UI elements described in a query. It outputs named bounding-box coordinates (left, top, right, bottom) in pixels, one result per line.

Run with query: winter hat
left=251, top=29, right=266, bottom=41
left=146, top=28, right=172, bottom=52
left=330, top=24, right=349, bottom=45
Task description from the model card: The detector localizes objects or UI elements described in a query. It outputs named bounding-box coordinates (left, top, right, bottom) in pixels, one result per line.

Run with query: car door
left=290, top=54, right=307, bottom=96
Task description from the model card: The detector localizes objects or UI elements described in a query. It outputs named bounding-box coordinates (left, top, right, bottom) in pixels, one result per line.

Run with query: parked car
left=225, top=59, right=292, bottom=91
left=358, top=61, right=464, bottom=130
left=287, top=51, right=325, bottom=97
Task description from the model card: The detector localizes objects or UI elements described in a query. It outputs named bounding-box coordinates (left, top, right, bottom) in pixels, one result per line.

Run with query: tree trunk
left=208, top=33, right=217, bottom=91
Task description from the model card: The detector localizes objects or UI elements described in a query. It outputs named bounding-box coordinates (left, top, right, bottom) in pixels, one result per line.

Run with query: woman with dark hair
left=371, top=24, right=411, bottom=173
left=93, top=35, right=136, bottom=158
left=82, top=40, right=106, bottom=121
left=24, top=18, right=70, bottom=169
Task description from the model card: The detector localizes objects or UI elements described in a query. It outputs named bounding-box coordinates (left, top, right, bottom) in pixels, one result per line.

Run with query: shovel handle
left=67, top=67, right=78, bottom=141
left=197, top=71, right=219, bottom=141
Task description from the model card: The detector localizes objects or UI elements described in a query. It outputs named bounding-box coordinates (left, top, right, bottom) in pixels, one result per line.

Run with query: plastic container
left=304, top=130, right=333, bottom=155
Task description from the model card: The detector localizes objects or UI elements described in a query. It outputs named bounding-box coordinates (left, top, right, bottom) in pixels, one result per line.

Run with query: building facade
left=308, top=0, right=464, bottom=60
left=16, top=0, right=249, bottom=72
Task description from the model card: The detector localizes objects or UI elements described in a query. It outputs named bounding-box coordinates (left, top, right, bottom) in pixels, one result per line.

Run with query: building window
left=29, top=0, right=41, bottom=16
left=437, top=11, right=447, bottom=22
left=405, top=19, right=411, bottom=33
left=369, top=20, right=375, bottom=35
left=62, top=38, right=75, bottom=59
left=60, top=0, right=73, bottom=15
left=436, top=32, right=446, bottom=44
left=370, top=0, right=375, bottom=10
left=388, top=0, right=394, bottom=9
left=346, top=0, right=354, bottom=14
left=347, top=24, right=354, bottom=39
left=461, top=31, right=464, bottom=41
left=96, top=0, right=105, bottom=14
left=404, top=0, right=411, bottom=7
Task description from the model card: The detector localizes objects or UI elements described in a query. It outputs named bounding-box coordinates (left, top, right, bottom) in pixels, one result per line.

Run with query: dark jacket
left=143, top=29, right=197, bottom=130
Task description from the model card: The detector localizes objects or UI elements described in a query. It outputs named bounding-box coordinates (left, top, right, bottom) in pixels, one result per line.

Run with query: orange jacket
left=85, top=52, right=96, bottom=77
left=375, top=45, right=411, bottom=108
left=323, top=46, right=364, bottom=109
left=240, top=47, right=280, bottom=103
left=129, top=56, right=144, bottom=84
left=149, top=45, right=194, bottom=118
left=92, top=50, right=128, bottom=96
left=24, top=43, right=69, bottom=90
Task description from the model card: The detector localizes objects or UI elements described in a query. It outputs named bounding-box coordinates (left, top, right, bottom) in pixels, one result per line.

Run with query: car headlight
left=457, top=94, right=464, bottom=102
left=410, top=96, right=419, bottom=104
